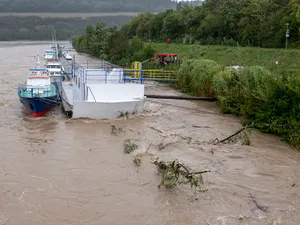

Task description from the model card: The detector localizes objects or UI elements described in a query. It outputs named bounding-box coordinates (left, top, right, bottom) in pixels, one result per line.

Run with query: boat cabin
left=29, top=68, right=49, bottom=76
left=45, top=62, right=62, bottom=70
left=45, top=62, right=64, bottom=77
left=27, top=69, right=51, bottom=90
left=44, top=50, right=55, bottom=59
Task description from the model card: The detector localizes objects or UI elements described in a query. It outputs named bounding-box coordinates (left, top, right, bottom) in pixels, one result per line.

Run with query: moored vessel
left=18, top=68, right=59, bottom=117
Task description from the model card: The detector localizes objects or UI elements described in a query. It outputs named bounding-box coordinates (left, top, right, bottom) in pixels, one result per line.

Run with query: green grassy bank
left=152, top=43, right=300, bottom=76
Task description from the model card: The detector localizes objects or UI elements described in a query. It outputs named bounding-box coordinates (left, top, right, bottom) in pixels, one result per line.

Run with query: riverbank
left=143, top=43, right=300, bottom=150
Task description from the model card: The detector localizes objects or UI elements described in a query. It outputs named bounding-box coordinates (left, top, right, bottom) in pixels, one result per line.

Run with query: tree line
left=0, top=16, right=132, bottom=41
left=0, top=0, right=174, bottom=13
left=72, top=0, right=300, bottom=66
left=72, top=23, right=156, bottom=67
left=122, top=0, right=300, bottom=48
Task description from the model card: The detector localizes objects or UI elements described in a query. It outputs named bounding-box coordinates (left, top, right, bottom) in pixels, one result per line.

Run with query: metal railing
left=123, top=69, right=177, bottom=83
left=18, top=84, right=57, bottom=98
left=123, top=69, right=143, bottom=84
left=74, top=69, right=126, bottom=84
left=85, top=85, right=97, bottom=102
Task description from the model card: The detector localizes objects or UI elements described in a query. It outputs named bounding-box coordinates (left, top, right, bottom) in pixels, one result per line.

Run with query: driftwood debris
left=192, top=125, right=212, bottom=129
left=111, top=124, right=124, bottom=135
left=133, top=157, right=142, bottom=166
left=210, top=127, right=251, bottom=145
left=123, top=139, right=138, bottom=154
left=152, top=158, right=210, bottom=191
left=250, top=193, right=268, bottom=212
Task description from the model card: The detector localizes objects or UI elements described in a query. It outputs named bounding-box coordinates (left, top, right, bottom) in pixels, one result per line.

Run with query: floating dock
left=57, top=56, right=145, bottom=119
left=57, top=81, right=73, bottom=117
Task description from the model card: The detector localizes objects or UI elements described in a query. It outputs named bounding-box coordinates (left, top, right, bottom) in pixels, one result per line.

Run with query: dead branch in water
left=133, top=157, right=142, bottom=166
left=249, top=193, right=268, bottom=212
left=118, top=111, right=129, bottom=119
left=111, top=124, right=124, bottom=135
left=152, top=158, right=210, bottom=191
left=192, top=124, right=211, bottom=129
left=210, top=127, right=251, bottom=145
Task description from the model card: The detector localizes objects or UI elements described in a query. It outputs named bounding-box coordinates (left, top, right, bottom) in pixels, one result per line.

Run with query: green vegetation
left=123, top=139, right=138, bottom=154
left=121, top=0, right=300, bottom=48
left=153, top=43, right=300, bottom=76
left=0, top=0, right=174, bottom=13
left=72, top=0, right=300, bottom=150
left=153, top=159, right=209, bottom=192
left=72, top=23, right=156, bottom=66
left=133, top=157, right=142, bottom=167
left=176, top=59, right=300, bottom=150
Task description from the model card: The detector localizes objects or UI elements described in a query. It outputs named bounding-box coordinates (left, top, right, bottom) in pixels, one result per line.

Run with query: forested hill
left=0, top=0, right=175, bottom=13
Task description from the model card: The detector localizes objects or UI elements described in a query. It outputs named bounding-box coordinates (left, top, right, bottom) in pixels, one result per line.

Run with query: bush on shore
left=175, top=59, right=300, bottom=149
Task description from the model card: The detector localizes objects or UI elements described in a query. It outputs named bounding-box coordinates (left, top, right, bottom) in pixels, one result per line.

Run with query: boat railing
left=85, top=85, right=97, bottom=102
left=18, top=84, right=57, bottom=98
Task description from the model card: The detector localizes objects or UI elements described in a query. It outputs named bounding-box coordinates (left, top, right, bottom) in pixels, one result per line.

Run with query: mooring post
left=72, top=55, right=75, bottom=78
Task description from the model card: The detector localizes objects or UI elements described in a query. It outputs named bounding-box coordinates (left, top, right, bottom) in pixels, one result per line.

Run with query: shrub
left=177, top=59, right=300, bottom=150
left=176, top=59, right=222, bottom=96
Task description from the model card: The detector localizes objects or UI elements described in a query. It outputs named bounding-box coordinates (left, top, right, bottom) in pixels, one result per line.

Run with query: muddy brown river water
left=0, top=42, right=300, bottom=225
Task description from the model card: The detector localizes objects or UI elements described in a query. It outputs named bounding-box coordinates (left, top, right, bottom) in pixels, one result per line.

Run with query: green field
left=152, top=43, right=300, bottom=76
left=0, top=12, right=142, bottom=18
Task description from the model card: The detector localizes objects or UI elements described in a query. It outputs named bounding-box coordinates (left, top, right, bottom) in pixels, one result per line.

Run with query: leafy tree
left=162, top=12, right=184, bottom=40
left=120, top=0, right=300, bottom=48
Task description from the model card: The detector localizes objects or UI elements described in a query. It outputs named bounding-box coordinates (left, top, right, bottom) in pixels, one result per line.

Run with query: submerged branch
left=152, top=158, right=210, bottom=191
left=210, top=127, right=251, bottom=145
left=220, top=127, right=246, bottom=143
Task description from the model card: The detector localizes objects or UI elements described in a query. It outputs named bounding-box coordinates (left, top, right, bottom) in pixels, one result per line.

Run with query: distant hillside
left=0, top=0, right=175, bottom=13
left=0, top=16, right=132, bottom=41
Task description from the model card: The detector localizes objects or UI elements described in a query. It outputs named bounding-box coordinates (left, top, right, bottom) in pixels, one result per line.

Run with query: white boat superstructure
left=27, top=69, right=52, bottom=90
left=64, top=54, right=72, bottom=60
left=44, top=49, right=55, bottom=62
left=45, top=62, right=64, bottom=82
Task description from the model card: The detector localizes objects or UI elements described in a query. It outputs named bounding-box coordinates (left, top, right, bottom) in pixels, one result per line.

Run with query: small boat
left=64, top=54, right=72, bottom=60
left=18, top=68, right=59, bottom=117
left=44, top=49, right=56, bottom=62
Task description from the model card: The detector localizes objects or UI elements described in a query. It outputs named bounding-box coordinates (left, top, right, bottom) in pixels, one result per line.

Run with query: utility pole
left=285, top=23, right=289, bottom=50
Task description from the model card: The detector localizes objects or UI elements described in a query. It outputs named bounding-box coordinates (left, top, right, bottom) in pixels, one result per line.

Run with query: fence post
left=72, top=55, right=75, bottom=78
left=86, top=85, right=88, bottom=101
left=123, top=70, right=126, bottom=83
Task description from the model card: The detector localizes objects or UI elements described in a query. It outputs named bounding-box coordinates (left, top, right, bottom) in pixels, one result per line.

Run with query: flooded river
left=0, top=42, right=300, bottom=225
